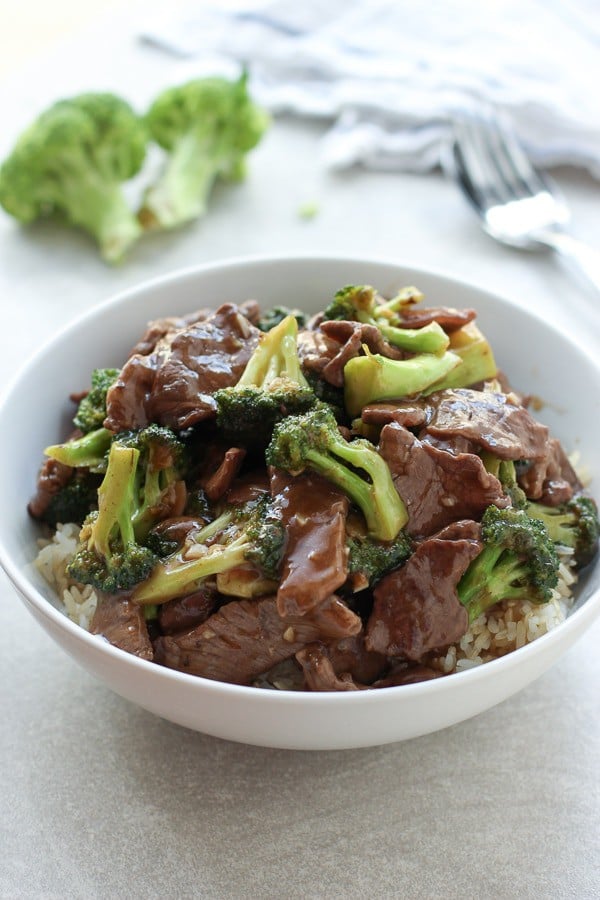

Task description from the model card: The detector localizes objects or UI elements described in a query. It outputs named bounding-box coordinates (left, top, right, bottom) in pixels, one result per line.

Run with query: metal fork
left=445, top=108, right=600, bottom=295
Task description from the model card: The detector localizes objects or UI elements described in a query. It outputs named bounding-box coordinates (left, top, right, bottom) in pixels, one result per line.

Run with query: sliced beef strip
left=519, top=437, right=582, bottom=505
left=202, top=447, right=247, bottom=501
left=153, top=594, right=360, bottom=684
left=379, top=423, right=508, bottom=538
left=373, top=663, right=444, bottom=687
left=398, top=306, right=476, bottom=332
left=296, top=643, right=442, bottom=691
left=28, top=457, right=74, bottom=519
left=130, top=309, right=212, bottom=357
left=365, top=520, right=482, bottom=661
left=105, top=304, right=261, bottom=432
left=225, top=471, right=270, bottom=504
left=296, top=632, right=388, bottom=691
left=361, top=401, right=432, bottom=430
left=270, top=470, right=349, bottom=616
left=90, top=594, right=154, bottom=660
left=423, top=388, right=549, bottom=461
left=158, top=586, right=217, bottom=635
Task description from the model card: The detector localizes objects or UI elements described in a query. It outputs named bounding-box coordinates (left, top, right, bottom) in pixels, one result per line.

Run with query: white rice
left=35, top=525, right=579, bottom=678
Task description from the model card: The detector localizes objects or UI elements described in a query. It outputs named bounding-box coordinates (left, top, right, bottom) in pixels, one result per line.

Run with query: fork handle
left=538, top=230, right=600, bottom=298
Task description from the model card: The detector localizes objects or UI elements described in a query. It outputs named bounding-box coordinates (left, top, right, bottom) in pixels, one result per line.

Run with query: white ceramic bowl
left=1, top=255, right=599, bottom=750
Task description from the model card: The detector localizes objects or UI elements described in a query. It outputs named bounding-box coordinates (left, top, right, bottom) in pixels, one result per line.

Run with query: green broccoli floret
left=115, top=425, right=189, bottom=540
left=73, top=368, right=120, bottom=433
left=347, top=526, right=413, bottom=589
left=132, top=497, right=284, bottom=605
left=214, top=314, right=316, bottom=442
left=526, top=495, right=599, bottom=569
left=68, top=443, right=157, bottom=593
left=457, top=506, right=560, bottom=623
left=0, top=93, right=146, bottom=262
left=140, top=72, right=269, bottom=230
left=44, top=427, right=112, bottom=471
left=257, top=305, right=307, bottom=332
left=324, top=284, right=451, bottom=354
left=41, top=471, right=102, bottom=528
left=265, top=404, right=407, bottom=541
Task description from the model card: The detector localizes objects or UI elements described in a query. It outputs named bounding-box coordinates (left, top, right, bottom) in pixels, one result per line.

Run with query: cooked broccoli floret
left=257, top=305, right=307, bottom=333
left=67, top=444, right=157, bottom=593
left=41, top=471, right=102, bottom=528
left=44, top=427, right=112, bottom=471
left=140, top=73, right=269, bottom=230
left=115, top=425, right=189, bottom=540
left=324, top=284, right=450, bottom=354
left=347, top=525, right=413, bottom=589
left=214, top=314, right=316, bottom=442
left=132, top=497, right=284, bottom=604
left=526, top=495, right=600, bottom=569
left=73, top=368, right=120, bottom=433
left=0, top=93, right=146, bottom=262
left=265, top=404, right=407, bottom=541
left=457, top=506, right=560, bottom=623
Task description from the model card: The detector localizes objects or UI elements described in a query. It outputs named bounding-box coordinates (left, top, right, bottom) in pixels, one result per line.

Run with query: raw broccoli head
left=457, top=505, right=560, bottom=623
left=141, top=72, right=269, bottom=229
left=266, top=404, right=408, bottom=541
left=67, top=444, right=157, bottom=593
left=0, top=93, right=147, bottom=262
left=215, top=314, right=316, bottom=443
left=526, top=495, right=599, bottom=569
left=73, top=368, right=120, bottom=433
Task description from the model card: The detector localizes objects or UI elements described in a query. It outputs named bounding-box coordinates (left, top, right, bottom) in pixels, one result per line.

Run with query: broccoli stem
left=141, top=133, right=219, bottom=229
left=44, top=427, right=112, bottom=469
left=92, top=445, right=139, bottom=556
left=375, top=320, right=450, bottom=354
left=133, top=532, right=249, bottom=604
left=423, top=322, right=497, bottom=393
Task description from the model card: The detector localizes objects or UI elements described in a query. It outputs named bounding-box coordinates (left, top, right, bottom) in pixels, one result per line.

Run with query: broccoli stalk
left=343, top=347, right=462, bottom=417
left=214, top=314, right=315, bottom=441
left=422, top=322, right=497, bottom=394
left=266, top=405, right=407, bottom=541
left=132, top=498, right=284, bottom=605
left=481, top=454, right=527, bottom=509
left=0, top=93, right=147, bottom=262
left=68, top=444, right=157, bottom=592
left=140, top=73, right=269, bottom=230
left=457, top=506, right=560, bottom=623
left=44, top=427, right=112, bottom=470
left=324, top=284, right=450, bottom=354
left=526, top=495, right=599, bottom=569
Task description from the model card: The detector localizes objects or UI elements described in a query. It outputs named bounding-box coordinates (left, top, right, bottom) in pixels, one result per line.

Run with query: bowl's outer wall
left=2, top=257, right=599, bottom=749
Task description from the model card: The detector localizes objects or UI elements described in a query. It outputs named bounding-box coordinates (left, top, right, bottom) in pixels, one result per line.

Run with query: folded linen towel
left=141, top=0, right=600, bottom=177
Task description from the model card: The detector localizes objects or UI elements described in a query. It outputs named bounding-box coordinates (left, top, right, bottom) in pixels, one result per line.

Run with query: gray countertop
left=1, top=9, right=599, bottom=899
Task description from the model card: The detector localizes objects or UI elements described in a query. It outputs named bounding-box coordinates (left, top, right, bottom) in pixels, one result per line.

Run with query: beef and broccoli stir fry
left=30, top=284, right=600, bottom=690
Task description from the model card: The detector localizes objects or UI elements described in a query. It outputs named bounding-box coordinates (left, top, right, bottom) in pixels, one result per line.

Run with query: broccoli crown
left=347, top=527, right=413, bottom=588
left=526, top=495, right=599, bottom=569
left=141, top=73, right=269, bottom=229
left=41, top=471, right=102, bottom=528
left=323, top=284, right=450, bottom=354
left=257, top=305, right=307, bottom=333
left=457, top=505, right=560, bottom=622
left=266, top=404, right=407, bottom=541
left=67, top=444, right=157, bottom=593
left=73, top=368, right=120, bottom=433
left=44, top=427, right=112, bottom=471
left=0, top=93, right=146, bottom=261
left=132, top=497, right=284, bottom=604
left=215, top=314, right=316, bottom=441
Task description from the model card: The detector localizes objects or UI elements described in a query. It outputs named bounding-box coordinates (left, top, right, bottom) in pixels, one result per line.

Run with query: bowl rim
left=1, top=251, right=599, bottom=705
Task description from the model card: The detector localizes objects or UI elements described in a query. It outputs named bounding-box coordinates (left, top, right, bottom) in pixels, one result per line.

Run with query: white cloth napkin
left=141, top=0, right=600, bottom=177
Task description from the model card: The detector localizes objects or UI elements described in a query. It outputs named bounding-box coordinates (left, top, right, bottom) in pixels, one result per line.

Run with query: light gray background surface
left=1, top=8, right=599, bottom=899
